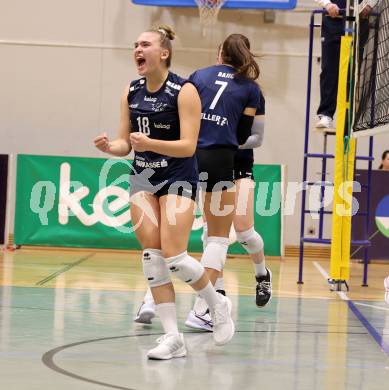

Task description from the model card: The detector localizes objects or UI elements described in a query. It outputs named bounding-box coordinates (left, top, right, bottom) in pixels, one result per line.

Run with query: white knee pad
left=166, top=251, right=204, bottom=285
left=236, top=227, right=264, bottom=254
left=142, top=249, right=171, bottom=288
left=201, top=236, right=230, bottom=272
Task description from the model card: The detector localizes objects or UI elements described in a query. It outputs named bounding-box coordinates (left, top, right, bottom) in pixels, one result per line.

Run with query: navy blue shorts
left=130, top=176, right=197, bottom=201
left=234, top=157, right=254, bottom=181
left=196, top=147, right=236, bottom=193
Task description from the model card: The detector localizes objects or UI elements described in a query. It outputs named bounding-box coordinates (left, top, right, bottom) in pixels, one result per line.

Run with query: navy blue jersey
left=235, top=90, right=265, bottom=163
left=189, top=64, right=261, bottom=149
left=128, top=72, right=198, bottom=186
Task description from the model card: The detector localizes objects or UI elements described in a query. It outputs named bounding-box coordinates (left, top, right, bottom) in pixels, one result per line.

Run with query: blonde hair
left=147, top=25, right=176, bottom=68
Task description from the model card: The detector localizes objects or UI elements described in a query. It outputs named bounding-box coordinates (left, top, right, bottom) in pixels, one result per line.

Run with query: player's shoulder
left=258, top=85, right=265, bottom=100
left=245, top=78, right=261, bottom=95
left=128, top=77, right=146, bottom=98
left=195, top=64, right=226, bottom=77
left=189, top=65, right=231, bottom=87
left=165, top=71, right=187, bottom=92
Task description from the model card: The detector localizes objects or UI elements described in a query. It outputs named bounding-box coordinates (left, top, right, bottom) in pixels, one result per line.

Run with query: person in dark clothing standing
left=314, top=0, right=378, bottom=129
left=315, top=0, right=346, bottom=129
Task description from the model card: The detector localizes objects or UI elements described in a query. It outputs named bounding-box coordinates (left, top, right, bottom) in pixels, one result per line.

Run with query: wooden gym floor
left=1, top=248, right=389, bottom=390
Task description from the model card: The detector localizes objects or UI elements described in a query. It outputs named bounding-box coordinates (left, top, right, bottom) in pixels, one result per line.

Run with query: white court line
left=313, top=261, right=330, bottom=280
left=313, top=261, right=389, bottom=311
left=314, top=263, right=389, bottom=359
left=353, top=302, right=389, bottom=312
left=313, top=261, right=349, bottom=301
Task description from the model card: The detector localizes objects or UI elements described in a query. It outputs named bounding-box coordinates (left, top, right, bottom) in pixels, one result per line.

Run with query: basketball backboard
left=131, top=0, right=297, bottom=10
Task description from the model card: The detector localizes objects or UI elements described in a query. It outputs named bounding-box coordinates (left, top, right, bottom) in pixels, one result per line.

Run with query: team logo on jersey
left=135, top=158, right=168, bottom=169
left=166, top=80, right=181, bottom=91
left=144, top=96, right=157, bottom=103
left=217, top=71, right=234, bottom=79
left=154, top=122, right=171, bottom=130
left=201, top=112, right=229, bottom=126
left=164, top=87, right=175, bottom=97
left=151, top=102, right=168, bottom=112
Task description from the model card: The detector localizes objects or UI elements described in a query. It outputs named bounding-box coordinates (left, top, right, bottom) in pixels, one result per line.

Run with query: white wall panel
left=1, top=0, right=384, bottom=244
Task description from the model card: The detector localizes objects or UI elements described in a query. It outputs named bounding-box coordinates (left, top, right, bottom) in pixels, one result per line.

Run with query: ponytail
left=221, top=34, right=260, bottom=81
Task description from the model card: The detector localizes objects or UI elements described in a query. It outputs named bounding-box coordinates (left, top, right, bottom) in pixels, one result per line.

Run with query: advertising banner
left=0, top=154, right=8, bottom=245
left=14, top=155, right=282, bottom=255
left=352, top=169, right=389, bottom=260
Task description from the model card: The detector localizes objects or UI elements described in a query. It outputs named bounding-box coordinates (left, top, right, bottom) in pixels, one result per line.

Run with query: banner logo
left=375, top=195, right=389, bottom=238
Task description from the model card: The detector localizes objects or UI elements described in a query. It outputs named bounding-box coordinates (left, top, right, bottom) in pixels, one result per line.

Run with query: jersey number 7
left=209, top=81, right=228, bottom=110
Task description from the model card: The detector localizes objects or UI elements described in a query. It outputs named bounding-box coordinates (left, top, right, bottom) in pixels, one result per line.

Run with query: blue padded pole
left=298, top=11, right=320, bottom=284
left=318, top=134, right=328, bottom=239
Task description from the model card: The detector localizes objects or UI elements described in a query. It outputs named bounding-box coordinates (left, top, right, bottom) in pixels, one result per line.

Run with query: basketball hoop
left=195, top=0, right=226, bottom=32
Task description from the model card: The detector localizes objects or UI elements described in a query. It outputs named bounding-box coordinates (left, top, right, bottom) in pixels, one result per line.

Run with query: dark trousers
left=317, top=17, right=344, bottom=119
left=358, top=18, right=370, bottom=72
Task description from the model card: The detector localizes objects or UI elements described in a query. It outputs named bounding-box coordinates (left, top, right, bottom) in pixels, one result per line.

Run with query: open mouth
left=136, top=57, right=146, bottom=68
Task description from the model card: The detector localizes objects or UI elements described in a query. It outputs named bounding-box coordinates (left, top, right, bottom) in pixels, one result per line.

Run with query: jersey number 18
left=136, top=116, right=151, bottom=135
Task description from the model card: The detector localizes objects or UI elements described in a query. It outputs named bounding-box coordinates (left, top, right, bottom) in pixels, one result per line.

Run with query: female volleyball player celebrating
left=136, top=34, right=270, bottom=329
left=94, top=25, right=234, bottom=360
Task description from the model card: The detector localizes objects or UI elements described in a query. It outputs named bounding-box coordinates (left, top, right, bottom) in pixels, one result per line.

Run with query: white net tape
left=195, top=0, right=226, bottom=28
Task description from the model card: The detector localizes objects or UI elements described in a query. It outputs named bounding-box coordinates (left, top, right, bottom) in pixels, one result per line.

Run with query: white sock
left=144, top=288, right=154, bottom=303
left=156, top=303, right=179, bottom=334
left=254, top=261, right=267, bottom=277
left=214, top=277, right=224, bottom=291
left=197, top=282, right=221, bottom=310
left=193, top=295, right=208, bottom=315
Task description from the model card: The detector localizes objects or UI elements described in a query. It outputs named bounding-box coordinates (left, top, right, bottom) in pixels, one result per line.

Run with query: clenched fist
left=94, top=132, right=111, bottom=153
left=130, top=132, right=151, bottom=152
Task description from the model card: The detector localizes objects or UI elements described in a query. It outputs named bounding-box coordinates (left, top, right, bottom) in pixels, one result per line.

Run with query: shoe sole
left=314, top=127, right=336, bottom=134
left=184, top=318, right=213, bottom=332
left=256, top=299, right=271, bottom=308
left=315, top=124, right=335, bottom=128
left=147, top=348, right=187, bottom=360
left=214, top=297, right=235, bottom=346
left=134, top=309, right=155, bottom=324
left=256, top=268, right=272, bottom=308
